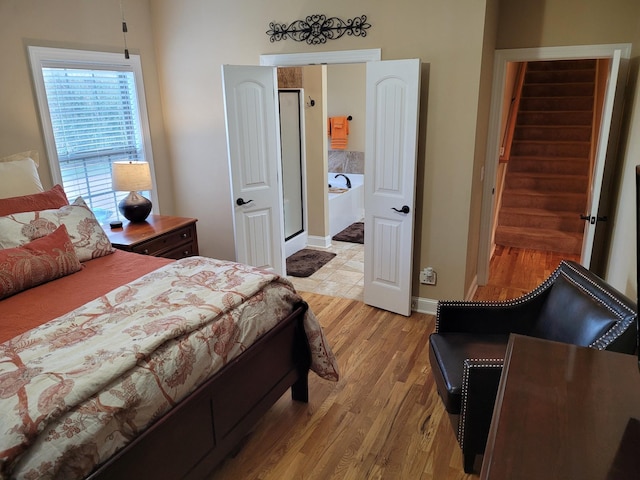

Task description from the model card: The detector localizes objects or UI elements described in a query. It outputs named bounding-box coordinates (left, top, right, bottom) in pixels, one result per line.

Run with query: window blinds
left=42, top=67, right=146, bottom=223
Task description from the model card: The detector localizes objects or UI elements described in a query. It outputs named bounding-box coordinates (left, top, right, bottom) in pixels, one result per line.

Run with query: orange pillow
left=0, top=184, right=69, bottom=217
left=0, top=224, right=82, bottom=300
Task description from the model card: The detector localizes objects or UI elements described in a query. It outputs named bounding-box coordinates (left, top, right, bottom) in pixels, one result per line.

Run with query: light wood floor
left=208, top=247, right=579, bottom=479
left=472, top=245, right=580, bottom=301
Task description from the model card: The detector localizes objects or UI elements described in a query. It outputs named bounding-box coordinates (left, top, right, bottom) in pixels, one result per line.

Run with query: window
left=29, top=47, right=156, bottom=224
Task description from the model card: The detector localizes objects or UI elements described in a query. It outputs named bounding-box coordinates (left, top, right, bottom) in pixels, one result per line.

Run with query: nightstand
left=105, top=215, right=199, bottom=259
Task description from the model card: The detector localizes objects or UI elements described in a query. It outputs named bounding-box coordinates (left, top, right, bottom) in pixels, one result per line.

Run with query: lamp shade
left=112, top=161, right=152, bottom=192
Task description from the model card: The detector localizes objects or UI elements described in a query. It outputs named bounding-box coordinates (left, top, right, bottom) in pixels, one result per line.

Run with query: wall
left=151, top=0, right=491, bottom=300
left=496, top=0, right=640, bottom=298
left=3, top=1, right=638, bottom=303
left=302, top=65, right=329, bottom=238
left=327, top=63, right=366, bottom=153
left=0, top=0, right=175, bottom=215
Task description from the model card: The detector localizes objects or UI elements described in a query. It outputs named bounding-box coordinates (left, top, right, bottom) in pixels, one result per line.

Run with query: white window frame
left=28, top=46, right=159, bottom=219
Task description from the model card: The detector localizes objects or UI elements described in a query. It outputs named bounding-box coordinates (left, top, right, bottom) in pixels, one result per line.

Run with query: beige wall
left=0, top=0, right=175, bottom=215
left=496, top=0, right=640, bottom=299
left=3, top=0, right=638, bottom=303
left=302, top=65, right=329, bottom=237
left=327, top=64, right=366, bottom=153
left=152, top=0, right=491, bottom=299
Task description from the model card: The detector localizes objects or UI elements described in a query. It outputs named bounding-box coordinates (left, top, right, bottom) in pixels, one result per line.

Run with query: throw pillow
left=0, top=197, right=114, bottom=262
left=0, top=225, right=82, bottom=300
left=0, top=184, right=69, bottom=216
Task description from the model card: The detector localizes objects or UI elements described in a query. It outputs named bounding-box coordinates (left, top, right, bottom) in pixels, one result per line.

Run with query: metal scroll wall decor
left=267, top=14, right=371, bottom=44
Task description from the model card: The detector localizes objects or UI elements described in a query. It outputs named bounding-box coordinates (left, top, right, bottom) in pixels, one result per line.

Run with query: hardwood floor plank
left=208, top=294, right=473, bottom=480
left=209, top=247, right=573, bottom=479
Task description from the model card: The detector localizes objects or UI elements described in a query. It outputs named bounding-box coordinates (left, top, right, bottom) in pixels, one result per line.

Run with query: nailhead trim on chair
left=435, top=261, right=636, bottom=350
left=435, top=264, right=564, bottom=333
left=458, top=358, right=504, bottom=449
left=440, top=260, right=638, bottom=458
left=561, top=261, right=636, bottom=350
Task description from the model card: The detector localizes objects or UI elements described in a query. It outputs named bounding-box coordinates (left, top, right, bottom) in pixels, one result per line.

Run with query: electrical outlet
left=420, top=267, right=437, bottom=285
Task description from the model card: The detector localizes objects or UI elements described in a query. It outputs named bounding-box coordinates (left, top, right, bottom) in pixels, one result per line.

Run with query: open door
left=478, top=44, right=631, bottom=286
left=221, top=65, right=286, bottom=275
left=363, top=59, right=421, bottom=316
left=581, top=49, right=624, bottom=267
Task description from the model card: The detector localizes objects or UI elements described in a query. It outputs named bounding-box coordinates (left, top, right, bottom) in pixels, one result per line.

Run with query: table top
left=103, top=214, right=197, bottom=247
left=481, top=334, right=640, bottom=480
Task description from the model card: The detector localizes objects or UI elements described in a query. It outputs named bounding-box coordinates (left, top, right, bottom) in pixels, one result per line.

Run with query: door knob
left=236, top=198, right=253, bottom=206
left=392, top=205, right=410, bottom=214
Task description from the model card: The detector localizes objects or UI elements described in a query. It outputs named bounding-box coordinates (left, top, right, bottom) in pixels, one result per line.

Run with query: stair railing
left=500, top=62, right=527, bottom=163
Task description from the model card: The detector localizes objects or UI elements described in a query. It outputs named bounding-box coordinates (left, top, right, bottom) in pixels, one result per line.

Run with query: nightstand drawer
left=163, top=242, right=197, bottom=260
left=131, top=225, right=195, bottom=256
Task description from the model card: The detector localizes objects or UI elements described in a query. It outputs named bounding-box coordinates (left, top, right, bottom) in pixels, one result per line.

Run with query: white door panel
left=364, top=59, right=421, bottom=316
left=580, top=49, right=623, bottom=265
left=222, top=65, right=285, bottom=274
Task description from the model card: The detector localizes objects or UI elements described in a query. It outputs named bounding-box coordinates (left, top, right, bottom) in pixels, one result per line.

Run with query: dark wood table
left=103, top=214, right=199, bottom=259
left=480, top=334, right=640, bottom=480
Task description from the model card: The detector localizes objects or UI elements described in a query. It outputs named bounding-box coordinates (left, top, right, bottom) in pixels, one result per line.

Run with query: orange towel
left=328, top=116, right=349, bottom=150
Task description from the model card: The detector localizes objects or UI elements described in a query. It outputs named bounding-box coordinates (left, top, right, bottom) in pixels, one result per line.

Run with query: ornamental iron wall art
left=267, top=14, right=371, bottom=44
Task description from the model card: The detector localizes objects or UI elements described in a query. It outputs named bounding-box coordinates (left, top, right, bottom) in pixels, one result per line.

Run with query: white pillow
left=0, top=151, right=44, bottom=199
left=0, top=196, right=114, bottom=262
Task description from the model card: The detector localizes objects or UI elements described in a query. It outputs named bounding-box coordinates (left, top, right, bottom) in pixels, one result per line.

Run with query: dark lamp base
left=119, top=191, right=152, bottom=223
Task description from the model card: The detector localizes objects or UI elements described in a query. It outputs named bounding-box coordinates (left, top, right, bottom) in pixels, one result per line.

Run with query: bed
left=0, top=154, right=339, bottom=480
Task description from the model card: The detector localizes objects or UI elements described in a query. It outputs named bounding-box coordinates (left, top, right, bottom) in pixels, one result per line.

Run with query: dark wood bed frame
left=86, top=301, right=311, bottom=480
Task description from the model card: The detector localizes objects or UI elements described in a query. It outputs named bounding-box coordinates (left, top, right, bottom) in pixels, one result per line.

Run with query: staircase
left=495, top=59, right=596, bottom=255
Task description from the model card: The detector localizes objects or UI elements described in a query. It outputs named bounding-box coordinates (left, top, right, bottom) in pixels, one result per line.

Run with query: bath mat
left=286, top=249, right=336, bottom=277
left=332, top=222, right=364, bottom=244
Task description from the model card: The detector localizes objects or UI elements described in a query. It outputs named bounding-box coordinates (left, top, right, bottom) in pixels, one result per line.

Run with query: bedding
left=0, top=184, right=68, bottom=217
left=0, top=250, right=171, bottom=343
left=0, top=225, right=82, bottom=300
left=0, top=254, right=338, bottom=479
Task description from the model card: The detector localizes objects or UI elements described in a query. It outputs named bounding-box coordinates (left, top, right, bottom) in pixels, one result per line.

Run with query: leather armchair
left=428, top=260, right=637, bottom=473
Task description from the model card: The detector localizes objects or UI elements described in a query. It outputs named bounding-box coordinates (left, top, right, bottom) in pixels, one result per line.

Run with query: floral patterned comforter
left=0, top=257, right=338, bottom=479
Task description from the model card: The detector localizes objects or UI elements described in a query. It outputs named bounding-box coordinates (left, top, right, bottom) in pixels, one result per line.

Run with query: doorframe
left=477, top=43, right=631, bottom=286
left=260, top=49, right=381, bottom=67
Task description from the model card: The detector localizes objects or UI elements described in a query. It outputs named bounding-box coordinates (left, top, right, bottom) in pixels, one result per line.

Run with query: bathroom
left=279, top=63, right=366, bottom=298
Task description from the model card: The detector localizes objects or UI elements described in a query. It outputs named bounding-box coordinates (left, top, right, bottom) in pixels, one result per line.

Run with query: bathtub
left=328, top=173, right=364, bottom=237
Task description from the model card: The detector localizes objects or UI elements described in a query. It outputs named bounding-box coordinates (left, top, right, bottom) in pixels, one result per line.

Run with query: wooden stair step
left=522, top=83, right=594, bottom=97
left=495, top=225, right=583, bottom=255
left=525, top=69, right=597, bottom=84
left=498, top=207, right=585, bottom=232
left=526, top=59, right=597, bottom=71
left=514, top=125, right=592, bottom=142
left=504, top=172, right=588, bottom=193
left=519, top=96, right=594, bottom=111
left=516, top=110, right=593, bottom=126
left=501, top=189, right=586, bottom=211
left=511, top=140, right=591, bottom=157
left=507, top=156, right=590, bottom=175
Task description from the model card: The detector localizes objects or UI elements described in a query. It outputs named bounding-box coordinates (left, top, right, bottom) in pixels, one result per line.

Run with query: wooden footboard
left=86, top=301, right=311, bottom=480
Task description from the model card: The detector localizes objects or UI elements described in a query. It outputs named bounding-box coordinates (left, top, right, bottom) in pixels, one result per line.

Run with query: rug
left=332, top=222, right=364, bottom=244
left=286, top=249, right=337, bottom=277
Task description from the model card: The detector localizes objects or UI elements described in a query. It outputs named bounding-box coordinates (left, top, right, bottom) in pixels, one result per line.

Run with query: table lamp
left=112, top=160, right=153, bottom=222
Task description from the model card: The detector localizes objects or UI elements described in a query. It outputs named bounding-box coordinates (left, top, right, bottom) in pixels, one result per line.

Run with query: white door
left=580, top=49, right=623, bottom=265
left=363, top=59, right=421, bottom=316
left=221, top=65, right=286, bottom=275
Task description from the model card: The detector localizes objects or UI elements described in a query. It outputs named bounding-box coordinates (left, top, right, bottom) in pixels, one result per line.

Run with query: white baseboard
left=307, top=235, right=332, bottom=248
left=411, top=296, right=439, bottom=315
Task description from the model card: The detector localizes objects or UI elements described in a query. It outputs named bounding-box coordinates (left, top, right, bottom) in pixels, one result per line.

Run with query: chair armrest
left=436, top=294, right=550, bottom=334
left=457, top=358, right=504, bottom=470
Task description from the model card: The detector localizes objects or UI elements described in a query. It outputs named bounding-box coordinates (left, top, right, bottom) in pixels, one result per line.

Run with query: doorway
left=251, top=51, right=421, bottom=315
left=277, top=64, right=367, bottom=301
left=478, top=44, right=630, bottom=289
